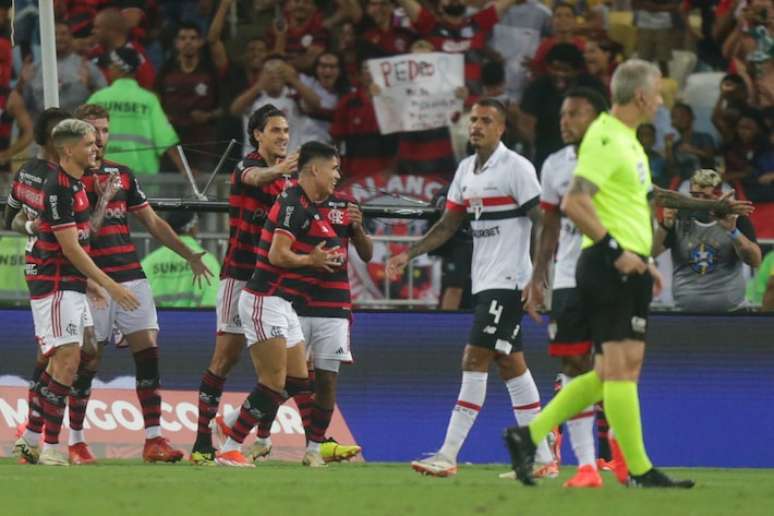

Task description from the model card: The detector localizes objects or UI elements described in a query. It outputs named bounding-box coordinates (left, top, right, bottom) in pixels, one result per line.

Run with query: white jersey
left=447, top=142, right=541, bottom=294
left=539, top=145, right=582, bottom=290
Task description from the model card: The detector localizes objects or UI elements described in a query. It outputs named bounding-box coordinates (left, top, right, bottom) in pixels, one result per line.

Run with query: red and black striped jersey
left=221, top=151, right=295, bottom=281
left=26, top=168, right=91, bottom=298
left=294, top=192, right=355, bottom=319
left=245, top=184, right=343, bottom=304
left=81, top=160, right=148, bottom=283
left=7, top=158, right=57, bottom=220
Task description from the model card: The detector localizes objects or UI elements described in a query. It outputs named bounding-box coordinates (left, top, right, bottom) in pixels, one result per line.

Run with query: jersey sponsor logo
left=77, top=227, right=91, bottom=242
left=283, top=206, right=295, bottom=227
left=471, top=226, right=500, bottom=238
left=105, top=205, right=128, bottom=219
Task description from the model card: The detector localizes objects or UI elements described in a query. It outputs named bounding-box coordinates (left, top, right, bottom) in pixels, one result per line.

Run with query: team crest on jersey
left=328, top=208, right=345, bottom=225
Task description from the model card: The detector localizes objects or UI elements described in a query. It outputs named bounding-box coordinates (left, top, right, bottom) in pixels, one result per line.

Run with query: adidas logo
left=335, top=347, right=345, bottom=355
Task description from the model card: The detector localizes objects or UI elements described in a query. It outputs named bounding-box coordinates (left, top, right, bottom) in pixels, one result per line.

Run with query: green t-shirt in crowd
left=87, top=78, right=179, bottom=175
left=747, top=250, right=774, bottom=304
left=141, top=235, right=220, bottom=308
left=0, top=234, right=29, bottom=304
left=574, top=112, right=653, bottom=257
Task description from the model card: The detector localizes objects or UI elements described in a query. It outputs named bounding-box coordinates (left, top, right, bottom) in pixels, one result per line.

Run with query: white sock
left=145, top=425, right=161, bottom=439
left=506, top=369, right=552, bottom=464
left=255, top=436, right=271, bottom=447
left=68, top=429, right=85, bottom=446
left=559, top=373, right=597, bottom=468
left=306, top=441, right=321, bottom=454
left=23, top=429, right=41, bottom=447
left=221, top=437, right=241, bottom=453
left=42, top=441, right=60, bottom=452
left=224, top=408, right=240, bottom=428
left=438, top=371, right=487, bottom=461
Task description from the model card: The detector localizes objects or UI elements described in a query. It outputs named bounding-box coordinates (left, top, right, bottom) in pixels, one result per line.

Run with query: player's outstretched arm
left=386, top=209, right=465, bottom=280
left=651, top=186, right=754, bottom=216
left=133, top=206, right=214, bottom=287
left=54, top=226, right=140, bottom=311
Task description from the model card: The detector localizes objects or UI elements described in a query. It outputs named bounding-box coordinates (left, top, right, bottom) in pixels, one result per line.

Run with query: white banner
left=367, top=52, right=464, bottom=134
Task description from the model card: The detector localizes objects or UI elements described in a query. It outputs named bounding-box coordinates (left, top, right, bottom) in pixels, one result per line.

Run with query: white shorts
left=88, top=278, right=159, bottom=343
left=31, top=290, right=94, bottom=357
left=238, top=292, right=304, bottom=349
left=300, top=317, right=352, bottom=370
left=216, top=278, right=246, bottom=334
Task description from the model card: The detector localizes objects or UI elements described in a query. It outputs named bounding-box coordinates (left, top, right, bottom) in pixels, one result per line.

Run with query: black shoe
left=502, top=426, right=537, bottom=486
left=628, top=468, right=695, bottom=489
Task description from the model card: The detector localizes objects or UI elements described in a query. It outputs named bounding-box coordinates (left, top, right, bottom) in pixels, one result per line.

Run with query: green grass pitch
left=2, top=460, right=773, bottom=516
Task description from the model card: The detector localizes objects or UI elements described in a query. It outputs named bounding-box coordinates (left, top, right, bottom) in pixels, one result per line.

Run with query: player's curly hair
left=247, top=104, right=287, bottom=149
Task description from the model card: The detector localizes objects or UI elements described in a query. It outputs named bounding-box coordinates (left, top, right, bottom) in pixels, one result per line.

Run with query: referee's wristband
left=729, top=228, right=741, bottom=240
left=598, top=233, right=624, bottom=261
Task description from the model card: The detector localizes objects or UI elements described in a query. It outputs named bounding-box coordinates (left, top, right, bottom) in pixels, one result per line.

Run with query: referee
left=504, top=59, right=694, bottom=488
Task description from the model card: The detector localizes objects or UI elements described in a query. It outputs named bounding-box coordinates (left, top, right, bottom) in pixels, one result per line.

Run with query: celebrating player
left=190, top=104, right=299, bottom=465
left=387, top=98, right=556, bottom=478
left=21, top=119, right=139, bottom=465
left=70, top=104, right=213, bottom=463
left=215, top=141, right=343, bottom=468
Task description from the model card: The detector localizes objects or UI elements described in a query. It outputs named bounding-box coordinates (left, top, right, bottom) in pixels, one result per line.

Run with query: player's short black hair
left=545, top=43, right=585, bottom=71
left=34, top=107, right=72, bottom=146
left=473, top=97, right=508, bottom=122
left=553, top=1, right=576, bottom=15
left=481, top=60, right=505, bottom=87
left=247, top=104, right=287, bottom=149
left=564, top=86, right=609, bottom=115
left=298, top=141, right=338, bottom=171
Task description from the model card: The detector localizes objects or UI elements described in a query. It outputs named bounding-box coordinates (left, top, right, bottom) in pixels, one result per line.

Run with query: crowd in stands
left=0, top=0, right=772, bottom=310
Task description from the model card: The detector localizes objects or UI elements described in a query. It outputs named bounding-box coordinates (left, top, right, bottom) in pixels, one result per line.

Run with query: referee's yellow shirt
left=573, top=112, right=653, bottom=257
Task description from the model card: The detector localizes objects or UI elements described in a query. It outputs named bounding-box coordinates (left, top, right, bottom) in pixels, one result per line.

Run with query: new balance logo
left=483, top=326, right=497, bottom=335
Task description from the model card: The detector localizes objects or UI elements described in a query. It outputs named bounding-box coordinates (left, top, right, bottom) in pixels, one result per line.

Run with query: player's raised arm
left=386, top=208, right=466, bottom=279
left=241, top=152, right=298, bottom=187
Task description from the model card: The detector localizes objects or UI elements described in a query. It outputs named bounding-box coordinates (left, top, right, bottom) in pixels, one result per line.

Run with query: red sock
left=41, top=378, right=70, bottom=445
left=231, top=384, right=286, bottom=444
left=68, top=368, right=95, bottom=433
left=133, top=347, right=161, bottom=431
left=285, top=376, right=314, bottom=440
left=309, top=403, right=333, bottom=444
left=196, top=369, right=225, bottom=443
left=27, top=367, right=49, bottom=435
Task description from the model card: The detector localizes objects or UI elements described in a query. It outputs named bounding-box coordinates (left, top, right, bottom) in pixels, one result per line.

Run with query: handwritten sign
left=367, top=53, right=464, bottom=134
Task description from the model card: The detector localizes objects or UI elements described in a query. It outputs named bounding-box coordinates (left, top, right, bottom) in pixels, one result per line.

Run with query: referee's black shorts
left=575, top=244, right=652, bottom=352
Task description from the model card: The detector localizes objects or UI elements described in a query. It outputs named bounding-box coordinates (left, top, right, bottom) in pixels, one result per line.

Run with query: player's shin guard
left=438, top=371, right=487, bottom=461
left=68, top=360, right=96, bottom=445
left=230, top=384, right=287, bottom=444
left=133, top=347, right=162, bottom=439
left=195, top=369, right=225, bottom=446
left=602, top=381, right=652, bottom=476
left=528, top=370, right=603, bottom=446
left=41, top=378, right=70, bottom=446
left=286, top=375, right=314, bottom=440
left=26, top=366, right=49, bottom=439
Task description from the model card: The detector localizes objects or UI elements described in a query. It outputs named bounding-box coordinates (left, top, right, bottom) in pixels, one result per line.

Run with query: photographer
left=653, top=169, right=762, bottom=312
